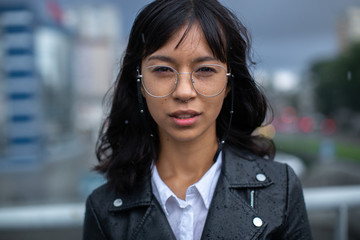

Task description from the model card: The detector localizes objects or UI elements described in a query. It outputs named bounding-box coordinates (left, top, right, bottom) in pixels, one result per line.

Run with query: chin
left=164, top=128, right=214, bottom=143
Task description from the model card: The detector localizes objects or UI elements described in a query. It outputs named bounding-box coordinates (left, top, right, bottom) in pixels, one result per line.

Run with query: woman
left=83, top=0, right=312, bottom=239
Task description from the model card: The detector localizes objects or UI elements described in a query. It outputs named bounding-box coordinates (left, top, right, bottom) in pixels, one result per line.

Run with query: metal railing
left=0, top=185, right=360, bottom=240
left=304, top=185, right=360, bottom=240
left=0, top=203, right=84, bottom=229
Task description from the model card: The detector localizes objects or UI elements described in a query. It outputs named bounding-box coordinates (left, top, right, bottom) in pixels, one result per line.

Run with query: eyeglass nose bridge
left=174, top=71, right=198, bottom=96
left=177, top=71, right=195, bottom=83
left=173, top=71, right=196, bottom=96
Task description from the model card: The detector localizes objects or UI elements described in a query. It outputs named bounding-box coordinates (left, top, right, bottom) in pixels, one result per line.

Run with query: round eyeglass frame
left=137, top=64, right=231, bottom=98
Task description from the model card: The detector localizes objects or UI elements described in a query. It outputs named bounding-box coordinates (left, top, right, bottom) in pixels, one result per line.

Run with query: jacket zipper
left=250, top=189, right=255, bottom=208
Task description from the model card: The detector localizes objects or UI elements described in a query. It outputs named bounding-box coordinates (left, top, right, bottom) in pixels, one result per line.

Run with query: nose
left=172, top=72, right=197, bottom=101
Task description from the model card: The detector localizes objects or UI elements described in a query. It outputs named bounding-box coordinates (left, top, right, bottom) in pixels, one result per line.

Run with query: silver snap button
left=113, top=198, right=123, bottom=207
left=256, top=173, right=266, bottom=182
left=253, top=217, right=263, bottom=227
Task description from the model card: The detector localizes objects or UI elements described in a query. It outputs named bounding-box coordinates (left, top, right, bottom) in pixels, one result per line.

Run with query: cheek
left=214, top=102, right=225, bottom=119
left=145, top=98, right=167, bottom=122
left=207, top=96, right=226, bottom=117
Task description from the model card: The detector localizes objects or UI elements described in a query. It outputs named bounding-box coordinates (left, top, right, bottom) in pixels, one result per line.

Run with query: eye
left=196, top=66, right=217, bottom=73
left=152, top=66, right=174, bottom=73
left=194, top=66, right=218, bottom=78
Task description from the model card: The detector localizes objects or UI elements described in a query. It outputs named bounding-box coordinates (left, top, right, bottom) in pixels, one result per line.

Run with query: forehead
left=145, top=23, right=214, bottom=61
left=170, top=23, right=206, bottom=49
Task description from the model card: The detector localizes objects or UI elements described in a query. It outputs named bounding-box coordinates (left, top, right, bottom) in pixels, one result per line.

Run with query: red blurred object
left=280, top=106, right=297, bottom=124
left=321, top=118, right=336, bottom=135
left=47, top=0, right=63, bottom=23
left=299, top=117, right=316, bottom=133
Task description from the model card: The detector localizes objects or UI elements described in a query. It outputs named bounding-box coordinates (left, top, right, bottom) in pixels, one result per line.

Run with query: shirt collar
left=193, top=152, right=222, bottom=208
left=151, top=165, right=174, bottom=215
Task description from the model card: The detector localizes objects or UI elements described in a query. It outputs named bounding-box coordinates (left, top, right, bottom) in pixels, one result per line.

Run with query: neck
left=156, top=133, right=218, bottom=183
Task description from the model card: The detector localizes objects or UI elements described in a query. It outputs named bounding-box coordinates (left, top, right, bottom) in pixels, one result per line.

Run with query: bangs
left=194, top=1, right=227, bottom=62
left=141, top=0, right=228, bottom=63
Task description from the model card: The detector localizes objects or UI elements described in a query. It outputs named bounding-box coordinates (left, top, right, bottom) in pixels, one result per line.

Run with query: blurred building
left=0, top=2, right=76, bottom=170
left=0, top=0, right=124, bottom=170
left=0, top=5, right=44, bottom=169
left=66, top=5, right=124, bottom=137
left=338, top=6, right=360, bottom=52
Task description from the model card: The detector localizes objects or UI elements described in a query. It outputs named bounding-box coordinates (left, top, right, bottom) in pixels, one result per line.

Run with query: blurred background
left=0, top=0, right=359, bottom=239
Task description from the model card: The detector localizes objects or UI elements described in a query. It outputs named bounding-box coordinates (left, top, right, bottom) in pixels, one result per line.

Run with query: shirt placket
left=180, top=186, right=198, bottom=240
left=179, top=204, right=193, bottom=240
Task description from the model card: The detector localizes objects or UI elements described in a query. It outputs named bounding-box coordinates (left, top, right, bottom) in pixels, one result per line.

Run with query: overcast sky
left=227, top=0, right=360, bottom=73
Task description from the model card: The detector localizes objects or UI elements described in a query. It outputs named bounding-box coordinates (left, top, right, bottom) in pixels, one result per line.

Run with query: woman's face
left=141, top=23, right=229, bottom=144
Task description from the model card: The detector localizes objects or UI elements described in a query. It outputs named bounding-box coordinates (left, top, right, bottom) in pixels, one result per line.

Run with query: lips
left=169, top=110, right=200, bottom=119
left=169, top=110, right=201, bottom=126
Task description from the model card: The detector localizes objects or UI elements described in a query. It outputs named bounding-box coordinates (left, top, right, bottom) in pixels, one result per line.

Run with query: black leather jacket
left=83, top=147, right=312, bottom=239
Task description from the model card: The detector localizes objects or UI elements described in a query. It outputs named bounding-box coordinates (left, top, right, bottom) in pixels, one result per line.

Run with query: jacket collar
left=222, top=146, right=273, bottom=188
left=107, top=179, right=153, bottom=212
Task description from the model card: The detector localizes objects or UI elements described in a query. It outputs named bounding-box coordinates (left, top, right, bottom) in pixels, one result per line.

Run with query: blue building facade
left=0, top=3, right=74, bottom=170
left=0, top=5, right=43, bottom=169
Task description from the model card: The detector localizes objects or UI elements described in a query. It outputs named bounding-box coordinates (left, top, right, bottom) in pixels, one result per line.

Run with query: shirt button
left=253, top=217, right=263, bottom=227
left=113, top=198, right=123, bottom=207
left=256, top=173, right=266, bottom=182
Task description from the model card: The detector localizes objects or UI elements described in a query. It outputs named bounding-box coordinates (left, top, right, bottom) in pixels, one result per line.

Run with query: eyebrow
left=146, top=55, right=218, bottom=64
left=147, top=55, right=175, bottom=64
left=193, top=56, right=218, bottom=63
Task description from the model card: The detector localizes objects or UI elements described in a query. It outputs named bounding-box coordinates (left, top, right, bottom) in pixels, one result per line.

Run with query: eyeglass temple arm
left=136, top=67, right=142, bottom=78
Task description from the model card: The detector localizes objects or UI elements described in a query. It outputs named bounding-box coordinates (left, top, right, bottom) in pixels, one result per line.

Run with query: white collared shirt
left=151, top=152, right=222, bottom=240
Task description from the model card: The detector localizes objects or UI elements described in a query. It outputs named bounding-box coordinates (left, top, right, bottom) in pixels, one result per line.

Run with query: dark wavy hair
left=95, top=0, right=275, bottom=192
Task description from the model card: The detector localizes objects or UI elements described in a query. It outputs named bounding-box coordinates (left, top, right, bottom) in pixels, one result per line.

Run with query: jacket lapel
left=201, top=147, right=272, bottom=240
left=107, top=179, right=176, bottom=240
left=131, top=198, right=176, bottom=240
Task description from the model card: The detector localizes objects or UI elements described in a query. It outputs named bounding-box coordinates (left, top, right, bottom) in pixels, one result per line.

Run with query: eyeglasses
left=138, top=64, right=230, bottom=98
